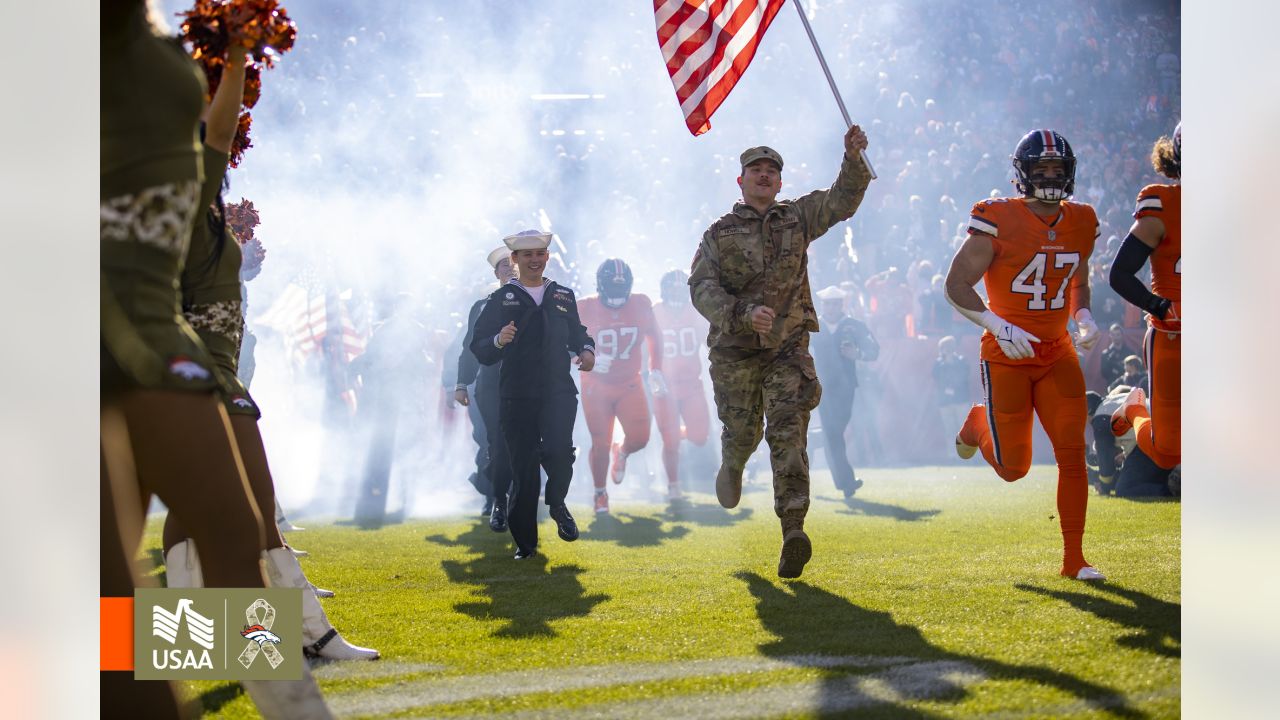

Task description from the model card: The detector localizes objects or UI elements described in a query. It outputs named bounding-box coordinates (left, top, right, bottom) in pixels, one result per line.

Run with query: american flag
left=654, top=0, right=787, bottom=136
left=254, top=271, right=369, bottom=366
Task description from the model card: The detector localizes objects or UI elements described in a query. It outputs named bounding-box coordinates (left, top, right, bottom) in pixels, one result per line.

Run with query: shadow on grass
left=1015, top=583, right=1180, bottom=658
left=585, top=512, right=691, bottom=547
left=424, top=519, right=517, bottom=562
left=831, top=496, right=942, bottom=523
left=662, top=499, right=754, bottom=528
left=196, top=681, right=246, bottom=717
left=428, top=524, right=608, bottom=638
left=736, top=571, right=1145, bottom=718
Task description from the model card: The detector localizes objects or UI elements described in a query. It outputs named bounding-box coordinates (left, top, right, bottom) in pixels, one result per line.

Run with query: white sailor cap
left=486, top=246, right=509, bottom=268
left=815, top=285, right=847, bottom=301
left=503, top=229, right=553, bottom=252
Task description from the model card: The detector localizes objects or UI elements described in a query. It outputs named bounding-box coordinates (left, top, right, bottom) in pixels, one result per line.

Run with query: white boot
left=241, top=663, right=334, bottom=720
left=167, top=543, right=335, bottom=719
left=262, top=547, right=380, bottom=661
left=164, top=540, right=205, bottom=588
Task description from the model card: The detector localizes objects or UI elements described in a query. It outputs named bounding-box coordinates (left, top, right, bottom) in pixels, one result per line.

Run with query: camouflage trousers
left=708, top=333, right=822, bottom=518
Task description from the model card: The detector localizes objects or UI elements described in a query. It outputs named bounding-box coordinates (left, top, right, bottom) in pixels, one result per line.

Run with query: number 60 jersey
left=968, top=197, right=1099, bottom=366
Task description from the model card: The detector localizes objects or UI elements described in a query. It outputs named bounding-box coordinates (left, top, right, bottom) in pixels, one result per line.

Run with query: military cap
left=487, top=246, right=509, bottom=268
left=740, top=145, right=784, bottom=170
left=815, top=285, right=847, bottom=301
left=503, top=229, right=552, bottom=252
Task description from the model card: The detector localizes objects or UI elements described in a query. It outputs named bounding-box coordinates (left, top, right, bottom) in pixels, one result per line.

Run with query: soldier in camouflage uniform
left=689, top=125, right=872, bottom=578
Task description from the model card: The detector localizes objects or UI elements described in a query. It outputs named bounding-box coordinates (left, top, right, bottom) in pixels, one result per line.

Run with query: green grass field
left=141, top=465, right=1180, bottom=719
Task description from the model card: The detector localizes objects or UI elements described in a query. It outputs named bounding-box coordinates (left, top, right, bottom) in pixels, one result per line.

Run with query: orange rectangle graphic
left=100, top=597, right=134, bottom=671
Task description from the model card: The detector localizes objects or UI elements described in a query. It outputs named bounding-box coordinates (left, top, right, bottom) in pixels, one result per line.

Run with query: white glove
left=593, top=352, right=614, bottom=374
left=648, top=369, right=669, bottom=398
left=1073, top=308, right=1100, bottom=351
left=981, top=310, right=1040, bottom=361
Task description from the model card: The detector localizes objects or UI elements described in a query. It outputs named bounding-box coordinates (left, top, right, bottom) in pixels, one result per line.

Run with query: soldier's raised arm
left=793, top=125, right=873, bottom=241
left=689, top=229, right=753, bottom=335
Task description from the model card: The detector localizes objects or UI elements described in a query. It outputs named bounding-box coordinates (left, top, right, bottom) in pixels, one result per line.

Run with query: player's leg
left=708, top=350, right=766, bottom=509
left=653, top=387, right=683, bottom=489
left=762, top=340, right=823, bottom=578
left=681, top=380, right=711, bottom=447
left=582, top=382, right=618, bottom=496
left=959, top=361, right=1035, bottom=482
left=611, top=380, right=652, bottom=484
left=1032, top=354, right=1100, bottom=580
left=1136, top=328, right=1181, bottom=468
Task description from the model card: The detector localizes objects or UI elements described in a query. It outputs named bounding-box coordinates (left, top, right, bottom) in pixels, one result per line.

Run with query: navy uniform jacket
left=470, top=279, right=595, bottom=399
left=811, top=315, right=877, bottom=393
left=456, top=297, right=499, bottom=389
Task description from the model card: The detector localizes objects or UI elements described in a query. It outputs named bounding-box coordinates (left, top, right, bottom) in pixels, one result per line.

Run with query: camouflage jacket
left=689, top=152, right=872, bottom=350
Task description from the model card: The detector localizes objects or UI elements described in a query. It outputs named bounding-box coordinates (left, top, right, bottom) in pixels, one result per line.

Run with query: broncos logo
left=168, top=357, right=211, bottom=381
left=240, top=624, right=283, bottom=646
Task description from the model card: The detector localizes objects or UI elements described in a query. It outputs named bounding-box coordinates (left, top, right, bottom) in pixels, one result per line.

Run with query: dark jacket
left=456, top=297, right=499, bottom=389
left=471, top=279, right=595, bottom=399
left=812, top=315, right=878, bottom=392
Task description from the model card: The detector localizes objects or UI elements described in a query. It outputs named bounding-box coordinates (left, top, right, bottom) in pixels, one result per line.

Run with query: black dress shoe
left=549, top=504, right=579, bottom=542
left=481, top=496, right=494, bottom=517
left=514, top=547, right=538, bottom=560
left=489, top=497, right=508, bottom=533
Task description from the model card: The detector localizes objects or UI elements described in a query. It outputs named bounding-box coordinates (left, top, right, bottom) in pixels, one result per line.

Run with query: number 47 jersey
left=968, top=197, right=1098, bottom=365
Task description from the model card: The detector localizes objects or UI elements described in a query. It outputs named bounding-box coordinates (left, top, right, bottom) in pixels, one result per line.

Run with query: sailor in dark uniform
left=455, top=246, right=517, bottom=531
left=471, top=230, right=596, bottom=559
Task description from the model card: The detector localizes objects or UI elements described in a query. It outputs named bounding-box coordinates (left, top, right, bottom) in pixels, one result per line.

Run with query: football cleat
left=1111, top=387, right=1147, bottom=436
left=594, top=491, right=610, bottom=514
left=1074, top=566, right=1107, bottom=582
left=667, top=481, right=684, bottom=501
left=310, top=583, right=335, bottom=599
left=277, top=518, right=305, bottom=533
left=609, top=443, right=628, bottom=484
left=290, top=546, right=309, bottom=558
left=955, top=405, right=985, bottom=460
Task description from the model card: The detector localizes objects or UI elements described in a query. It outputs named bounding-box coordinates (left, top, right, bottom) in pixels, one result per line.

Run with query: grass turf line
left=135, top=464, right=1180, bottom=719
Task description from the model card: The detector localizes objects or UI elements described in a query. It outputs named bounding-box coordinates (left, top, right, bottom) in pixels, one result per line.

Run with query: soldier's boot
left=716, top=462, right=744, bottom=509
left=165, top=543, right=337, bottom=719
left=777, top=511, right=812, bottom=579
left=262, top=547, right=380, bottom=662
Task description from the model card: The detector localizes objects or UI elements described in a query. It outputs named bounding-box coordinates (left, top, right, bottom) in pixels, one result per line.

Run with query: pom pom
left=225, top=198, right=260, bottom=242
left=230, top=112, right=253, bottom=168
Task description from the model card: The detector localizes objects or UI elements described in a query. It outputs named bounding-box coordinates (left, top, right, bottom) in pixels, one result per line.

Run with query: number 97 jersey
left=968, top=198, right=1098, bottom=365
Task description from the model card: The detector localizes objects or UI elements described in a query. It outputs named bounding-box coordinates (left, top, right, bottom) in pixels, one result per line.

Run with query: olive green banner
left=134, top=588, right=303, bottom=680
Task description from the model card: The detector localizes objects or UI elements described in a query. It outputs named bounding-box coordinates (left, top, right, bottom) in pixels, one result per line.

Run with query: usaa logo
left=151, top=599, right=215, bottom=670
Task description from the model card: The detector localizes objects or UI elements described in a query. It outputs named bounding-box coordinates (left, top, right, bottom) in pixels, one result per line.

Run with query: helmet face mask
left=1012, top=129, right=1076, bottom=202
left=660, top=269, right=689, bottom=306
left=597, top=258, right=634, bottom=308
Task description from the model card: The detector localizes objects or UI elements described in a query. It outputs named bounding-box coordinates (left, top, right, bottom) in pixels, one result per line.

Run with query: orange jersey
left=652, top=300, right=707, bottom=385
left=1134, top=183, right=1181, bottom=330
left=968, top=197, right=1098, bottom=365
left=578, top=293, right=662, bottom=383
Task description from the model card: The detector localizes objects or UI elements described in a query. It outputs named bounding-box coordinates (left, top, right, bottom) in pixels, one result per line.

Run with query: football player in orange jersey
left=577, top=259, right=666, bottom=513
left=651, top=269, right=712, bottom=500
left=1108, top=122, right=1181, bottom=471
left=945, top=129, right=1106, bottom=581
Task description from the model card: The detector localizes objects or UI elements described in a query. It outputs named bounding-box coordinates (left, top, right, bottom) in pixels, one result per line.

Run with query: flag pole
left=790, top=0, right=877, bottom=179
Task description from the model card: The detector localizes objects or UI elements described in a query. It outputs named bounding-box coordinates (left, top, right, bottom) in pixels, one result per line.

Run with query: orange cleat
left=593, top=491, right=610, bottom=514
left=609, top=442, right=628, bottom=484
left=1110, top=387, right=1147, bottom=436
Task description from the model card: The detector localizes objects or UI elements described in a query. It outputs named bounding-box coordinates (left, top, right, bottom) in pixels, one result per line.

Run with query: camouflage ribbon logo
left=238, top=598, right=284, bottom=669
